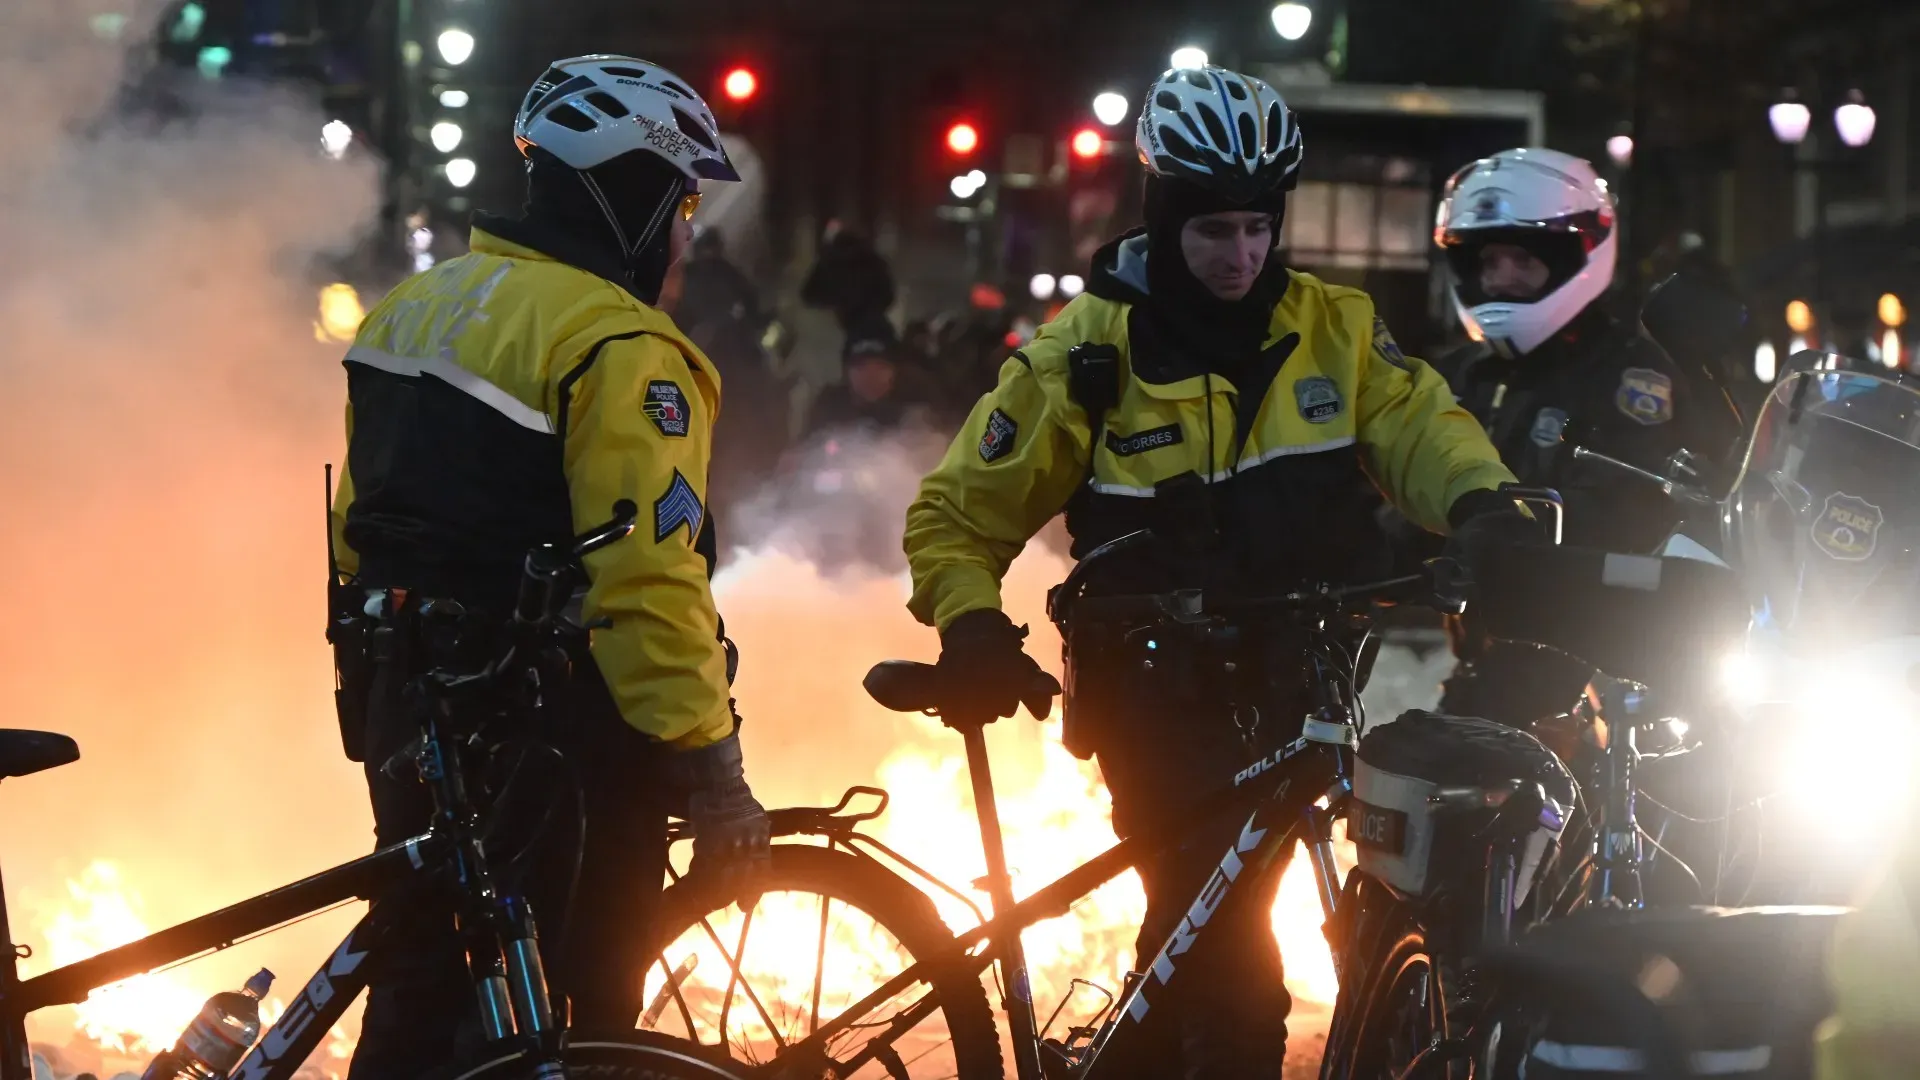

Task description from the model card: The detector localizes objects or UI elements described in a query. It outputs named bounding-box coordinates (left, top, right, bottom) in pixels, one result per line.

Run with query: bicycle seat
left=864, top=660, right=941, bottom=714
left=0, top=730, right=80, bottom=779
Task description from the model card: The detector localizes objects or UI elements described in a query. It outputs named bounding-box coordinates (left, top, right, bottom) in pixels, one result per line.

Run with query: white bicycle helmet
left=1435, top=148, right=1616, bottom=357
left=514, top=54, right=739, bottom=181
left=1135, top=66, right=1303, bottom=204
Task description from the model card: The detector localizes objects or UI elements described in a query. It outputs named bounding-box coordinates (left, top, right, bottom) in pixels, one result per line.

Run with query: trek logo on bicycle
left=1126, top=810, right=1279, bottom=1024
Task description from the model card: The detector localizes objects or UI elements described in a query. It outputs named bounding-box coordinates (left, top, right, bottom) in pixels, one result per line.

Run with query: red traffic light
left=1071, top=128, right=1103, bottom=160
left=722, top=67, right=758, bottom=102
left=946, top=122, right=980, bottom=156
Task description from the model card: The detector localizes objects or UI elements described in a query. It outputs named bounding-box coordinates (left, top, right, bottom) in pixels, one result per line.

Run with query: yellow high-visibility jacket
left=907, top=239, right=1515, bottom=631
left=332, top=220, right=732, bottom=748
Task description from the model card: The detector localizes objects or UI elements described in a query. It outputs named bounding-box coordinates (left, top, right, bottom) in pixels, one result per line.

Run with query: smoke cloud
left=0, top=0, right=382, bottom=1066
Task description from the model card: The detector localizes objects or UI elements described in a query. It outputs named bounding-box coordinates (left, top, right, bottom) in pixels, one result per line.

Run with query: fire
left=645, top=541, right=1357, bottom=1070
left=29, top=862, right=206, bottom=1056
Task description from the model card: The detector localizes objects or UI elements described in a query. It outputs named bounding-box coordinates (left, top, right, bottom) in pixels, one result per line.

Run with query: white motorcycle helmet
left=514, top=54, right=739, bottom=181
left=1435, top=148, right=1617, bottom=357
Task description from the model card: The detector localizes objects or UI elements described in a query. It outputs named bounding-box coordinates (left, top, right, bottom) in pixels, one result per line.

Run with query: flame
left=31, top=862, right=206, bottom=1056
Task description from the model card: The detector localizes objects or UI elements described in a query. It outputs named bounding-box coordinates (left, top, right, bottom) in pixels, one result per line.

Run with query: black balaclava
left=526, top=146, right=688, bottom=304
left=1141, top=173, right=1292, bottom=365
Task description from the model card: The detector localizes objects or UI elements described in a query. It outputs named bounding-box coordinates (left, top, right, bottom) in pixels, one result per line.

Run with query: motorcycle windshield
left=1726, top=351, right=1920, bottom=647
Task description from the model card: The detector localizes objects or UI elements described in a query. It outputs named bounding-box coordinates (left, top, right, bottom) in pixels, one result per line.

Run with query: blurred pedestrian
left=679, top=226, right=794, bottom=521
left=800, top=219, right=896, bottom=340
left=802, top=316, right=932, bottom=441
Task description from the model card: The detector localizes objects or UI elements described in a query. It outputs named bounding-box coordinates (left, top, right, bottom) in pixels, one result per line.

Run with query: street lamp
left=1605, top=134, right=1633, bottom=168
left=430, top=121, right=463, bottom=153
left=1092, top=92, right=1129, bottom=127
left=320, top=119, right=352, bottom=159
left=1768, top=100, right=1811, bottom=145
left=436, top=29, right=474, bottom=66
left=1270, top=3, right=1312, bottom=41
left=1029, top=273, right=1057, bottom=301
left=1834, top=91, right=1877, bottom=148
left=1170, top=46, right=1209, bottom=70
left=446, top=158, right=477, bottom=188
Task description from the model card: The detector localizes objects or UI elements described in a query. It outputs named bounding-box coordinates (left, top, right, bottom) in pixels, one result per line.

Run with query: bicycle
left=0, top=502, right=746, bottom=1080
left=636, top=532, right=1474, bottom=1080
left=1319, top=472, right=1766, bottom=1079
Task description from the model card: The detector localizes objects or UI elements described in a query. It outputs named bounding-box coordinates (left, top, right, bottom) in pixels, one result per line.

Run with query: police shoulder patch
left=1372, top=316, right=1412, bottom=372
left=1615, top=367, right=1674, bottom=426
left=979, top=408, right=1018, bottom=462
left=654, top=468, right=705, bottom=543
left=644, top=380, right=690, bottom=437
left=1294, top=375, right=1345, bottom=424
left=1811, top=491, right=1883, bottom=562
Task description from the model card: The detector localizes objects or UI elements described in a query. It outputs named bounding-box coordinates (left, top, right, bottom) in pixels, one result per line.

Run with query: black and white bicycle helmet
left=1135, top=66, right=1303, bottom=204
left=514, top=54, right=739, bottom=181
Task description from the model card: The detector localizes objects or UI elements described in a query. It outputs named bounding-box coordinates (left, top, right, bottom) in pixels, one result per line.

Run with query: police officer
left=1431, top=148, right=1725, bottom=726
left=330, top=56, right=770, bottom=1077
left=903, top=66, right=1525, bottom=1079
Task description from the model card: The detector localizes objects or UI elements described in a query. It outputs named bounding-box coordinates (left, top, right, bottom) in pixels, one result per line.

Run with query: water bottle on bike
left=140, top=968, right=274, bottom=1080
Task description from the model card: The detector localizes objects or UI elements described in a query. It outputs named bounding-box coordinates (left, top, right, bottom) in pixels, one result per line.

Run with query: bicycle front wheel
left=641, top=844, right=1004, bottom=1080
left=1320, top=921, right=1461, bottom=1080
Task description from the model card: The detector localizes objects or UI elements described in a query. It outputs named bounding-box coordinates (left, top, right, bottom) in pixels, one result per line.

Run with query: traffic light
left=1071, top=128, right=1103, bottom=161
left=946, top=121, right=980, bottom=156
left=722, top=67, right=758, bottom=103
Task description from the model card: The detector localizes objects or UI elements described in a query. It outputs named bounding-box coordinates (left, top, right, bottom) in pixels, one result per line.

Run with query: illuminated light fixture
left=946, top=122, right=980, bottom=156
left=1092, top=92, right=1129, bottom=127
left=446, top=157, right=477, bottom=188
left=1881, top=293, right=1907, bottom=328
left=320, top=119, right=352, bottom=159
left=430, top=121, right=464, bottom=153
left=1883, top=329, right=1902, bottom=369
left=1785, top=299, right=1814, bottom=335
left=1606, top=134, right=1633, bottom=167
left=1788, top=334, right=1810, bottom=356
left=1270, top=3, right=1313, bottom=41
left=1753, top=340, right=1777, bottom=384
left=1029, top=273, right=1058, bottom=301
left=1834, top=91, right=1876, bottom=148
left=195, top=45, right=231, bottom=79
left=1768, top=99, right=1811, bottom=145
left=438, top=88, right=469, bottom=108
left=1071, top=128, right=1104, bottom=160
left=722, top=67, right=758, bottom=102
left=436, top=29, right=475, bottom=65
left=1059, top=274, right=1086, bottom=298
left=950, top=170, right=988, bottom=199
left=1170, top=46, right=1209, bottom=70
left=315, top=284, right=366, bottom=344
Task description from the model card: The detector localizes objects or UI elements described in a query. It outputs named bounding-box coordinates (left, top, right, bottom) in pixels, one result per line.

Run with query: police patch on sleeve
left=979, top=408, right=1018, bottom=462
left=1615, top=367, right=1674, bottom=426
left=1371, top=316, right=1412, bottom=372
left=643, top=380, right=690, bottom=437
left=1294, top=376, right=1345, bottom=424
left=1811, top=492, right=1883, bottom=561
left=653, top=468, right=705, bottom=543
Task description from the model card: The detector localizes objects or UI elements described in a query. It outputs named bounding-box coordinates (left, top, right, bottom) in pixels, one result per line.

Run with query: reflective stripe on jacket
left=906, top=266, right=1516, bottom=631
left=332, top=223, right=733, bottom=748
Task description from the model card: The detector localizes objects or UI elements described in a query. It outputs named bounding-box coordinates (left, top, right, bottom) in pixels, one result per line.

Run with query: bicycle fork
left=957, top=721, right=1046, bottom=1080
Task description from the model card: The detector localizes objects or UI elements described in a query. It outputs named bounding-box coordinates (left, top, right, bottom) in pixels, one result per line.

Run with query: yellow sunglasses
left=679, top=191, right=702, bottom=221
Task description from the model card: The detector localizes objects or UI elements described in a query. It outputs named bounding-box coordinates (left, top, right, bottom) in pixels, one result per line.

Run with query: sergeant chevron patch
left=654, top=469, right=705, bottom=543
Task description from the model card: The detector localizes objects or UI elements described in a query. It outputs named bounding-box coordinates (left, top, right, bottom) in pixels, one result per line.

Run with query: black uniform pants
left=1089, top=688, right=1295, bottom=1080
left=347, top=660, right=671, bottom=1079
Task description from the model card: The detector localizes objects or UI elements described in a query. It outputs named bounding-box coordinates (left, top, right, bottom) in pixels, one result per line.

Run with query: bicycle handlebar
left=1057, top=557, right=1468, bottom=628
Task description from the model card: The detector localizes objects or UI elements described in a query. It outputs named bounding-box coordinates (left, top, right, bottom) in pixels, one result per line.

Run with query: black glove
left=937, top=609, right=1061, bottom=721
left=1444, top=488, right=1545, bottom=579
left=666, top=733, right=771, bottom=891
